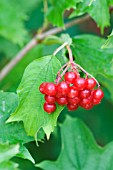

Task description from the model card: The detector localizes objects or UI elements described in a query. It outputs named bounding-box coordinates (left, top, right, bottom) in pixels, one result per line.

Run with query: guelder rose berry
left=57, top=81, right=69, bottom=95
left=44, top=83, right=56, bottom=96
left=39, top=82, right=47, bottom=94
left=93, top=89, right=104, bottom=100
left=80, top=89, right=91, bottom=99
left=67, top=104, right=78, bottom=111
left=67, top=86, right=79, bottom=98
left=68, top=96, right=80, bottom=105
left=44, top=95, right=56, bottom=104
left=64, top=71, right=77, bottom=84
left=43, top=102, right=56, bottom=113
left=86, top=78, right=96, bottom=89
left=57, top=96, right=68, bottom=105
left=74, top=78, right=86, bottom=90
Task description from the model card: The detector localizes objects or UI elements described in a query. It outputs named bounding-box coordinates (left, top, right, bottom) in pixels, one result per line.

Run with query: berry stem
left=60, top=65, right=69, bottom=80
left=53, top=42, right=74, bottom=64
left=53, top=42, right=68, bottom=56
left=73, top=63, right=100, bottom=88
left=66, top=45, right=73, bottom=63
left=57, top=63, right=68, bottom=74
left=55, top=65, right=69, bottom=83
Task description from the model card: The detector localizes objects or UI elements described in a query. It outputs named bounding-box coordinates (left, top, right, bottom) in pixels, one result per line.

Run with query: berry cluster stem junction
left=53, top=42, right=100, bottom=88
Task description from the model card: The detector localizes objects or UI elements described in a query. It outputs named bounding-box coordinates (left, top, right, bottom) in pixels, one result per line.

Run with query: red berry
left=57, top=96, right=68, bottom=105
left=64, top=71, right=77, bottom=84
left=93, top=89, right=104, bottom=100
left=43, top=102, right=56, bottom=113
left=67, top=104, right=78, bottom=111
left=68, top=96, right=80, bottom=105
left=44, top=95, right=56, bottom=104
left=57, top=81, right=69, bottom=95
left=83, top=103, right=93, bottom=110
left=79, top=96, right=92, bottom=107
left=86, top=78, right=96, bottom=89
left=44, top=83, right=56, bottom=96
left=67, top=86, right=79, bottom=98
left=56, top=92, right=66, bottom=98
left=74, top=78, right=86, bottom=90
left=92, top=98, right=101, bottom=105
left=39, top=82, right=47, bottom=94
left=80, top=89, right=91, bottom=98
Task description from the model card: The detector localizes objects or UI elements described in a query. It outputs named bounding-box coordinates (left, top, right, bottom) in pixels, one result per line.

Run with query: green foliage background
left=0, top=0, right=113, bottom=170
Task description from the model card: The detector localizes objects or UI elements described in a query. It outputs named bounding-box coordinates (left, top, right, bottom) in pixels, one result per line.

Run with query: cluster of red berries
left=39, top=71, right=104, bottom=114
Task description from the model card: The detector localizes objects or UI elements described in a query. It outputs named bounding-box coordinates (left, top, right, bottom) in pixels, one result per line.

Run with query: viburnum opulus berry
left=43, top=102, right=56, bottom=114
left=64, top=71, right=77, bottom=84
left=39, top=75, right=104, bottom=113
left=39, top=43, right=104, bottom=114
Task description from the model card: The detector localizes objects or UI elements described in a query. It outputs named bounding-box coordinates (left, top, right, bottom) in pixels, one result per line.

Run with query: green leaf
left=97, top=75, right=113, bottom=102
left=42, top=34, right=72, bottom=46
left=0, top=45, right=43, bottom=92
left=102, top=31, right=113, bottom=48
left=46, top=0, right=81, bottom=27
left=0, top=143, right=19, bottom=163
left=38, top=116, right=113, bottom=170
left=88, top=0, right=110, bottom=33
left=0, top=92, right=33, bottom=144
left=0, top=37, right=19, bottom=59
left=7, top=56, right=64, bottom=139
left=0, top=143, right=20, bottom=170
left=0, top=161, right=19, bottom=170
left=0, top=92, right=43, bottom=163
left=72, top=34, right=113, bottom=79
left=70, top=0, right=93, bottom=18
left=60, top=34, right=72, bottom=45
left=0, top=0, right=40, bottom=44
left=70, top=0, right=110, bottom=33
left=16, top=145, right=35, bottom=164
left=107, top=0, right=113, bottom=5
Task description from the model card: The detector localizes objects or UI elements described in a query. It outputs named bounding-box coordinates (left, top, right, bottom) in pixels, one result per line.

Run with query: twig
left=0, top=15, right=90, bottom=81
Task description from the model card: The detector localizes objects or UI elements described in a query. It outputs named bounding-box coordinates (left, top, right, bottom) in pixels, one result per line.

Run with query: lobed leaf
left=7, top=56, right=64, bottom=139
left=88, top=0, right=110, bottom=33
left=72, top=34, right=113, bottom=79
left=70, top=0, right=110, bottom=33
left=0, top=92, right=40, bottom=163
left=38, top=116, right=113, bottom=170
left=46, top=0, right=81, bottom=27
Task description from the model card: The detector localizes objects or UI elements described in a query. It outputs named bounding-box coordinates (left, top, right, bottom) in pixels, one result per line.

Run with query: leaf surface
left=38, top=116, right=113, bottom=170
left=72, top=35, right=113, bottom=79
left=0, top=0, right=39, bottom=44
left=0, top=92, right=40, bottom=163
left=0, top=161, right=19, bottom=170
left=7, top=56, right=64, bottom=139
left=0, top=143, right=20, bottom=170
left=46, top=0, right=81, bottom=27
left=88, top=0, right=110, bottom=33
left=70, top=0, right=110, bottom=33
left=102, top=31, right=113, bottom=48
left=0, top=143, right=19, bottom=163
